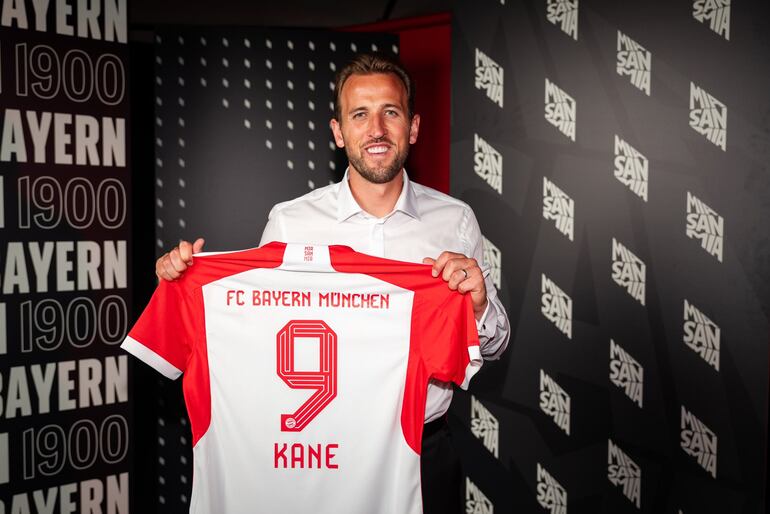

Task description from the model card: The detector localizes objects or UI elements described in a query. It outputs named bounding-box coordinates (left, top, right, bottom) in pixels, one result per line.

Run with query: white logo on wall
left=483, top=236, right=502, bottom=290
left=546, top=0, right=578, bottom=40
left=540, top=370, right=570, bottom=434
left=614, top=136, right=648, bottom=202
left=686, top=192, right=724, bottom=262
left=471, top=395, right=499, bottom=458
left=466, top=477, right=494, bottom=514
left=475, top=48, right=504, bottom=108
left=689, top=82, right=727, bottom=151
left=616, top=31, right=651, bottom=95
left=693, top=0, right=730, bottom=40
left=474, top=134, right=503, bottom=194
left=541, top=274, right=572, bottom=339
left=536, top=463, right=567, bottom=514
left=611, top=238, right=646, bottom=306
left=609, top=339, right=643, bottom=408
left=543, top=177, right=574, bottom=241
left=545, top=79, right=576, bottom=141
left=683, top=300, right=720, bottom=371
left=608, top=440, right=641, bottom=509
left=681, top=405, right=718, bottom=478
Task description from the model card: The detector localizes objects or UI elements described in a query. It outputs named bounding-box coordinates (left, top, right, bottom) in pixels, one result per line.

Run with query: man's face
left=330, top=73, right=420, bottom=184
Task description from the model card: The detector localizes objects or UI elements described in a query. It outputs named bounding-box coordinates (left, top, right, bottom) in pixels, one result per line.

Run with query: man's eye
left=352, top=112, right=366, bottom=119
left=385, top=110, right=398, bottom=116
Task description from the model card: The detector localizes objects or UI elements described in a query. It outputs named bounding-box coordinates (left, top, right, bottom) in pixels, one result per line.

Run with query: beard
left=346, top=139, right=410, bottom=184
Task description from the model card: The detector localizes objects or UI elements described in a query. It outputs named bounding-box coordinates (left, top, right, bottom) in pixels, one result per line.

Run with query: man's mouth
left=364, top=144, right=390, bottom=155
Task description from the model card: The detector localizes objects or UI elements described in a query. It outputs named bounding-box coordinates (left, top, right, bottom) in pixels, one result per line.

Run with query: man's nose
left=368, top=113, right=387, bottom=139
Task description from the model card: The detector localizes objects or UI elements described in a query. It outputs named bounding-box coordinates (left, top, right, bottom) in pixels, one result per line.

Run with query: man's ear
left=330, top=118, right=345, bottom=148
left=408, top=114, right=421, bottom=145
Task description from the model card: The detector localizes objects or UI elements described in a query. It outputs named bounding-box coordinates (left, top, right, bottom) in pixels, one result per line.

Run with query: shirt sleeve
left=121, top=280, right=198, bottom=379
left=421, top=291, right=483, bottom=390
left=464, top=207, right=511, bottom=360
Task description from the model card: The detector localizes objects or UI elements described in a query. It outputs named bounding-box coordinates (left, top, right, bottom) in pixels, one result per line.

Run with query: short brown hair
left=333, top=53, right=415, bottom=121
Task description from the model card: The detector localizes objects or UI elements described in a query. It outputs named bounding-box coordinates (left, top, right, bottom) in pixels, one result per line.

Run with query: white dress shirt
left=260, top=170, right=510, bottom=422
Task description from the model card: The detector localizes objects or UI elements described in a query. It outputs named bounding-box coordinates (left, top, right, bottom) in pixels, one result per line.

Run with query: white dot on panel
left=179, top=198, right=186, bottom=207
left=244, top=99, right=251, bottom=108
left=156, top=198, right=163, bottom=207
left=287, top=80, right=294, bottom=90
left=222, top=78, right=229, bottom=87
left=155, top=35, right=162, bottom=44
left=181, top=418, right=187, bottom=426
left=178, top=97, right=185, bottom=106
left=180, top=436, right=187, bottom=444
left=308, top=179, right=315, bottom=189
left=178, top=118, right=185, bottom=127
left=287, top=160, right=294, bottom=169
left=308, top=120, right=315, bottom=130
left=329, top=141, right=336, bottom=150
left=351, top=42, right=357, bottom=52
left=159, top=437, right=165, bottom=447
left=179, top=177, right=186, bottom=187
left=392, top=44, right=399, bottom=54
left=266, top=119, right=272, bottom=129
left=159, top=476, right=166, bottom=485
left=371, top=43, right=378, bottom=51
left=308, top=161, right=315, bottom=170
left=265, top=59, right=272, bottom=69
left=155, top=117, right=162, bottom=126
left=178, top=158, right=185, bottom=167
left=179, top=218, right=186, bottom=228
left=222, top=98, right=229, bottom=108
left=265, top=38, right=272, bottom=49
left=244, top=58, right=251, bottom=68
left=329, top=101, right=334, bottom=111
left=156, top=158, right=163, bottom=167
left=308, top=61, right=315, bottom=71
left=158, top=417, right=165, bottom=425
left=178, top=138, right=185, bottom=147
left=177, top=56, right=184, bottom=65
left=159, top=497, right=166, bottom=505
left=329, top=62, right=336, bottom=71
left=156, top=76, right=162, bottom=85
left=330, top=41, right=336, bottom=51
left=181, top=495, right=187, bottom=503
left=200, top=36, right=207, bottom=46
left=308, top=81, right=315, bottom=91
left=181, top=475, right=188, bottom=484
left=287, top=40, right=294, bottom=50
left=156, top=239, right=164, bottom=248
left=266, top=79, right=272, bottom=89
left=222, top=57, right=229, bottom=67
left=265, top=99, right=272, bottom=109
left=244, top=119, right=251, bottom=129
left=178, top=77, right=185, bottom=86
left=328, top=81, right=334, bottom=90
left=178, top=36, right=184, bottom=45
left=265, top=140, right=272, bottom=149
left=156, top=178, right=164, bottom=187
left=156, top=55, right=162, bottom=64
left=287, top=120, right=294, bottom=130
left=287, top=140, right=294, bottom=150
left=244, top=38, right=251, bottom=48
left=156, top=137, right=163, bottom=147
left=222, top=37, right=229, bottom=47
left=287, top=60, right=294, bottom=70
left=156, top=218, right=164, bottom=228
left=308, top=41, right=315, bottom=50
left=200, top=77, right=207, bottom=86
left=155, top=97, right=162, bottom=106
left=308, top=141, right=315, bottom=150
left=308, top=100, right=315, bottom=111
left=287, top=100, right=294, bottom=110
left=329, top=161, right=336, bottom=170
left=200, top=57, right=207, bottom=66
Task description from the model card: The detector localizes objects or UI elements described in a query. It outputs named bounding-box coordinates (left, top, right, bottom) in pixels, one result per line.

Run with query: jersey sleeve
left=420, top=290, right=482, bottom=390
left=121, top=279, right=199, bottom=379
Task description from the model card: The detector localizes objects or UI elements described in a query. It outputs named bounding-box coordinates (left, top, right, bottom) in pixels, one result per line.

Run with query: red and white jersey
left=122, top=242, right=481, bottom=514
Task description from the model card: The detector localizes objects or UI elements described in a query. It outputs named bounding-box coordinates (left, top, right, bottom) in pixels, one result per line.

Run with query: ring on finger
left=461, top=268, right=469, bottom=279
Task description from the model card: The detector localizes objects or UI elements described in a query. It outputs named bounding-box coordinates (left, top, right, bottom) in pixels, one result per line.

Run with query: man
left=155, top=53, right=509, bottom=513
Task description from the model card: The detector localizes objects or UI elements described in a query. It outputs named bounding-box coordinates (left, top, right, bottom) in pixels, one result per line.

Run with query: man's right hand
left=155, top=238, right=205, bottom=281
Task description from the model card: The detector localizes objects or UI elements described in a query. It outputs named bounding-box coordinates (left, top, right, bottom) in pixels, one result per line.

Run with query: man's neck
left=348, top=167, right=404, bottom=218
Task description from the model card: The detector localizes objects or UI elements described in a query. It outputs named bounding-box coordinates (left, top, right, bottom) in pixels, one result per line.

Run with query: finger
left=178, top=240, right=193, bottom=263
left=441, top=257, right=472, bottom=282
left=422, top=257, right=435, bottom=266
left=457, top=270, right=483, bottom=294
left=446, top=268, right=468, bottom=290
left=155, top=253, right=168, bottom=280
left=168, top=247, right=188, bottom=272
left=432, top=251, right=463, bottom=278
left=193, top=237, right=205, bottom=253
left=161, top=256, right=181, bottom=280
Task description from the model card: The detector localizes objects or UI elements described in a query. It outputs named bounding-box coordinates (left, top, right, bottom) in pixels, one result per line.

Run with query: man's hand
left=155, top=238, right=205, bottom=281
left=423, top=251, right=488, bottom=321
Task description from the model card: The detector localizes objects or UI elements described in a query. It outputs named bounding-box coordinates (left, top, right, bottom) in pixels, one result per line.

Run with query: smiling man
left=155, top=53, right=510, bottom=513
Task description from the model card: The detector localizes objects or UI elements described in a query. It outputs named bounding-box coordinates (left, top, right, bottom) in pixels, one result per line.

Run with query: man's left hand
left=423, top=252, right=488, bottom=321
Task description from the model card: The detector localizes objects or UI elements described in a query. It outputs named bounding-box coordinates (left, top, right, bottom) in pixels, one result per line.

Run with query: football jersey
left=122, top=242, right=482, bottom=514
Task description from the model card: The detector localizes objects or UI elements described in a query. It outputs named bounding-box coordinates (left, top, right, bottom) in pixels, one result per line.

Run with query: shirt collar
left=336, top=168, right=421, bottom=222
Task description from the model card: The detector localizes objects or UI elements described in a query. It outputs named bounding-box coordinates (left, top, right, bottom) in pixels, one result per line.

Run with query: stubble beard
left=346, top=141, right=409, bottom=185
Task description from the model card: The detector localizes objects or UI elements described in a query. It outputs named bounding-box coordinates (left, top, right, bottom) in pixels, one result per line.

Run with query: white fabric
left=260, top=170, right=510, bottom=422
